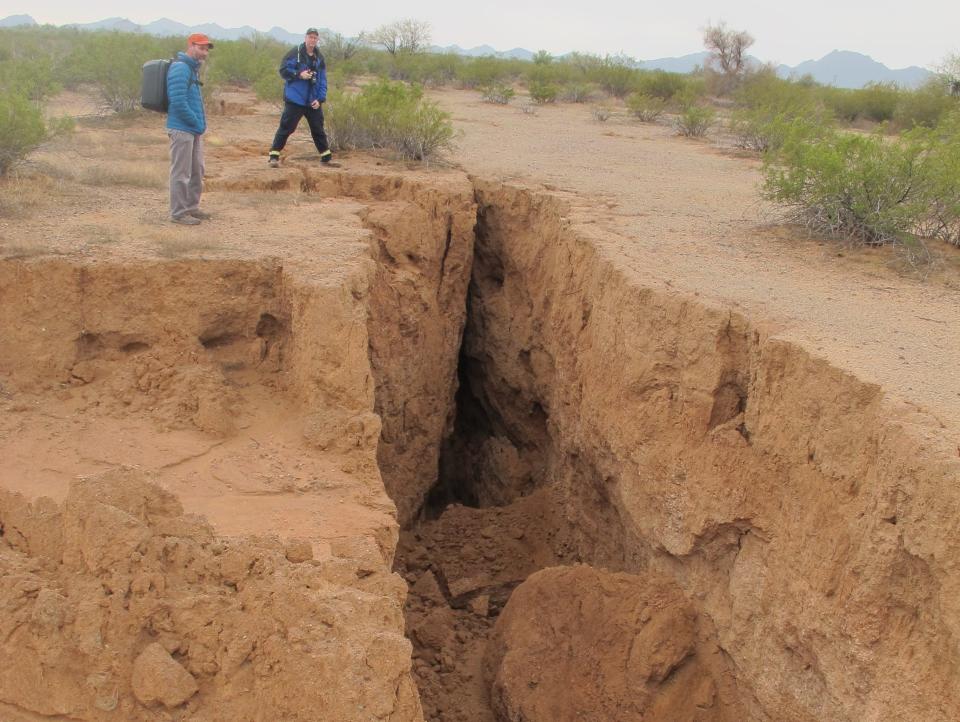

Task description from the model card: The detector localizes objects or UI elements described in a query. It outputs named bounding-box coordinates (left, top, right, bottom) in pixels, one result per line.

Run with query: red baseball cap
left=187, top=33, right=214, bottom=48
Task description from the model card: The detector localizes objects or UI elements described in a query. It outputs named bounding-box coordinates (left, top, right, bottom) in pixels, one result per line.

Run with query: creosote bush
left=480, top=84, right=515, bottom=104
left=326, top=80, right=455, bottom=161
left=762, top=111, right=960, bottom=250
left=591, top=104, right=612, bottom=122
left=675, top=104, right=715, bottom=137
left=0, top=93, right=46, bottom=175
left=528, top=81, right=558, bottom=104
left=626, top=93, right=665, bottom=122
left=66, top=31, right=180, bottom=112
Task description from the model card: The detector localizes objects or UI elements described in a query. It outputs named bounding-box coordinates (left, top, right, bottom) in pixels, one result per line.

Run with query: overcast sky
left=4, top=1, right=957, bottom=69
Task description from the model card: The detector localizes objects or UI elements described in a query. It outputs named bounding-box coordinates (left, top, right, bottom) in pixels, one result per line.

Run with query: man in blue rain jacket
left=167, top=33, right=213, bottom=225
left=268, top=28, right=332, bottom=167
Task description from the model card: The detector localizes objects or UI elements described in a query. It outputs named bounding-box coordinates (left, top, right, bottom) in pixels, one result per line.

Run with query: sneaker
left=170, top=215, right=201, bottom=226
left=188, top=209, right=213, bottom=220
left=319, top=150, right=333, bottom=164
left=268, top=152, right=280, bottom=168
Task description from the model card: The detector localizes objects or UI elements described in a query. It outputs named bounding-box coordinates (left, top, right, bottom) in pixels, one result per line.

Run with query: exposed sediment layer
left=0, top=168, right=476, bottom=721
left=439, top=181, right=960, bottom=721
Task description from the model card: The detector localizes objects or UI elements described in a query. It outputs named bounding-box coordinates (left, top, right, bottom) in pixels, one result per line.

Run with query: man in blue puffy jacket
left=167, top=33, right=212, bottom=225
left=268, top=28, right=332, bottom=167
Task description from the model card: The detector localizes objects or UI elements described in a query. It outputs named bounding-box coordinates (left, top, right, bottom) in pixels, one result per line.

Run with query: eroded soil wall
left=0, top=167, right=481, bottom=721
left=438, top=181, right=960, bottom=721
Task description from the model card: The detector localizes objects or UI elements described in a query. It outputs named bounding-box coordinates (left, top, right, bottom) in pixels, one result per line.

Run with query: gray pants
left=168, top=129, right=204, bottom=219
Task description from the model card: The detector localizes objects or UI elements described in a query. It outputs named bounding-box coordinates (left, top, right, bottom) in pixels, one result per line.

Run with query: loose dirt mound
left=0, top=467, right=420, bottom=721
left=484, top=565, right=739, bottom=722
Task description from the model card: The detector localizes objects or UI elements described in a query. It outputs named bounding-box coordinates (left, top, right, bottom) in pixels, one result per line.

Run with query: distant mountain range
left=0, top=14, right=934, bottom=89
left=0, top=14, right=311, bottom=46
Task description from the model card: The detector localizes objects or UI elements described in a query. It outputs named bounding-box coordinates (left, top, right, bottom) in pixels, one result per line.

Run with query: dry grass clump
left=153, top=232, right=225, bottom=258
left=0, top=173, right=69, bottom=218
left=77, top=165, right=166, bottom=189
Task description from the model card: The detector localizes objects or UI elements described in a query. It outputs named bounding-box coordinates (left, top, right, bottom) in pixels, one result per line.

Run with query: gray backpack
left=141, top=58, right=178, bottom=113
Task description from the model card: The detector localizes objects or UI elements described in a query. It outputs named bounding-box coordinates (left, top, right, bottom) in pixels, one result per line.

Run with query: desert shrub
left=633, top=70, right=688, bottom=101
left=675, top=104, right=715, bottom=137
left=66, top=31, right=180, bottom=112
left=856, top=82, right=901, bottom=123
left=625, top=93, right=666, bottom=122
left=729, top=73, right=830, bottom=152
left=762, top=127, right=931, bottom=245
left=0, top=56, right=61, bottom=107
left=912, top=111, right=960, bottom=245
left=528, top=81, right=558, bottom=104
left=591, top=104, right=612, bottom=122
left=818, top=82, right=903, bottom=125
left=391, top=52, right=461, bottom=86
left=456, top=56, right=521, bottom=89
left=731, top=110, right=830, bottom=153
left=560, top=83, right=594, bottom=103
left=253, top=72, right=284, bottom=106
left=588, top=57, right=638, bottom=98
left=325, top=80, right=455, bottom=161
left=817, top=86, right=860, bottom=123
left=480, top=83, right=515, bottom=104
left=205, top=35, right=285, bottom=90
left=893, top=78, right=957, bottom=130
left=0, top=92, right=46, bottom=174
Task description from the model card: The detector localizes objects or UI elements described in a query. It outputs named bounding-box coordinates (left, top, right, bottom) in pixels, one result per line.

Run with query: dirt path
left=433, top=89, right=960, bottom=433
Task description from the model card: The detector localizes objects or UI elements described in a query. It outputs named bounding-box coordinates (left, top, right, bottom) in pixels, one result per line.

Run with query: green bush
left=893, top=79, right=957, bottom=130
left=455, top=56, right=522, bottom=89
left=205, top=35, right=285, bottom=90
left=0, top=56, right=61, bottom=106
left=856, top=82, right=901, bottom=123
left=762, top=127, right=930, bottom=244
left=66, top=31, right=180, bottom=112
left=0, top=92, right=47, bottom=175
left=480, top=83, right=515, bottom=104
left=912, top=111, right=960, bottom=245
left=325, top=80, right=455, bottom=161
left=528, top=81, right=558, bottom=104
left=633, top=70, right=688, bottom=101
left=560, top=83, right=594, bottom=103
left=625, top=92, right=665, bottom=122
left=730, top=73, right=830, bottom=152
left=391, top=52, right=461, bottom=86
left=675, top=104, right=715, bottom=137
left=818, top=82, right=904, bottom=125
left=588, top=58, right=637, bottom=98
left=252, top=72, right=284, bottom=106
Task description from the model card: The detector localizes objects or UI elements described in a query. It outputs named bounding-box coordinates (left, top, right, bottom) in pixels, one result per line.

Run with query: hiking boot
left=170, top=214, right=201, bottom=226
left=268, top=151, right=281, bottom=168
left=320, top=150, right=333, bottom=164
left=188, top=209, right=212, bottom=220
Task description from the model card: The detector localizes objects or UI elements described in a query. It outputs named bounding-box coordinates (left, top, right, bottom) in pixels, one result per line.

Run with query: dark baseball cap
left=305, top=28, right=320, bottom=36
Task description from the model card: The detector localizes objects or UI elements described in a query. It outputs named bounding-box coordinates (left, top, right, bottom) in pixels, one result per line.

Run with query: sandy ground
left=431, top=88, right=960, bottom=434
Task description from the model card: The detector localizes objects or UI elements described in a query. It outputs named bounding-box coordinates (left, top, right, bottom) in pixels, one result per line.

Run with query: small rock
left=411, top=570, right=446, bottom=605
left=468, top=595, right=490, bottom=618
left=131, top=643, right=198, bottom=709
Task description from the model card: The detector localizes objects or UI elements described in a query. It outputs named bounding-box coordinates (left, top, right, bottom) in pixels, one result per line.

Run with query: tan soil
left=1, top=85, right=958, bottom=721
left=433, top=88, right=960, bottom=434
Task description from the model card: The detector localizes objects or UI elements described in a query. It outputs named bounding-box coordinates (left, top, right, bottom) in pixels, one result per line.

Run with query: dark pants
left=270, top=100, right=329, bottom=154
